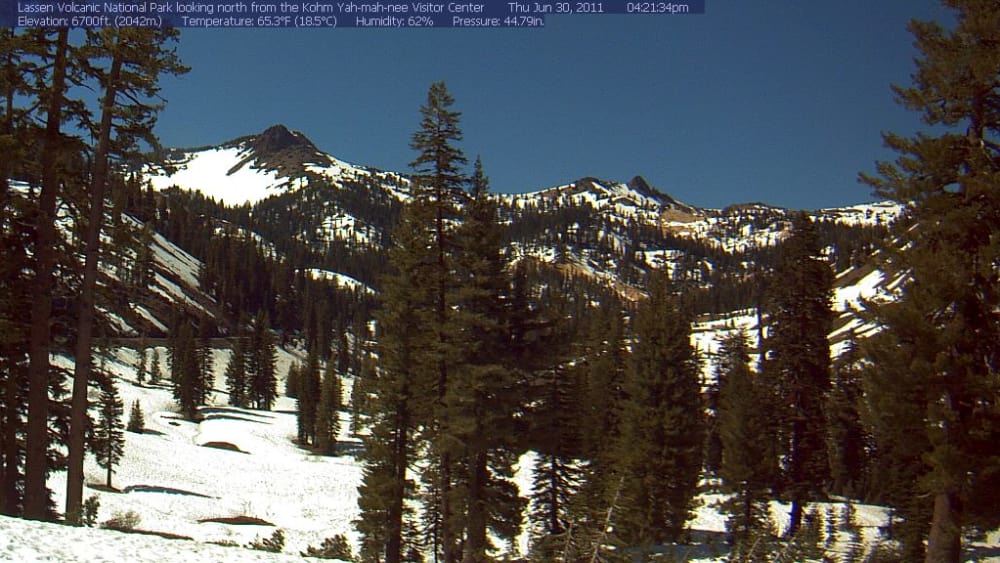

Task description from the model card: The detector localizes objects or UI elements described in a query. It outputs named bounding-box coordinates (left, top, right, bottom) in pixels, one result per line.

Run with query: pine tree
left=0, top=30, right=30, bottom=217
left=515, top=278, right=586, bottom=560
left=717, top=330, right=778, bottom=555
left=135, top=340, right=148, bottom=386
left=284, top=360, right=300, bottom=399
left=562, top=296, right=627, bottom=550
left=529, top=365, right=584, bottom=560
left=356, top=204, right=430, bottom=563
left=65, top=28, right=187, bottom=522
left=762, top=212, right=833, bottom=536
left=409, top=81, right=468, bottom=563
left=297, top=352, right=321, bottom=446
left=130, top=223, right=155, bottom=291
left=350, top=360, right=371, bottom=437
left=613, top=271, right=703, bottom=550
left=25, top=27, right=78, bottom=521
left=858, top=2, right=1000, bottom=561
left=315, top=360, right=342, bottom=455
left=92, top=380, right=125, bottom=489
left=225, top=336, right=249, bottom=408
left=196, top=317, right=215, bottom=404
left=825, top=337, right=869, bottom=497
left=449, top=157, right=525, bottom=562
left=0, top=34, right=31, bottom=511
left=247, top=311, right=277, bottom=411
left=170, top=321, right=203, bottom=420
left=127, top=400, right=145, bottom=433
left=862, top=314, right=935, bottom=560
left=149, top=348, right=162, bottom=385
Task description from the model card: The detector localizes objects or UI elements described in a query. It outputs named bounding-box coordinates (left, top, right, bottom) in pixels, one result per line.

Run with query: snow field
left=0, top=513, right=338, bottom=563
left=45, top=345, right=362, bottom=560
left=31, top=340, right=1000, bottom=562
left=146, top=147, right=289, bottom=206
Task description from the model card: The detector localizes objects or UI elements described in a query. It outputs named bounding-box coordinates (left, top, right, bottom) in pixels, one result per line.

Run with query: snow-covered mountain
left=144, top=124, right=902, bottom=294
left=146, top=124, right=900, bottom=234
left=142, top=125, right=919, bottom=374
left=146, top=124, right=409, bottom=206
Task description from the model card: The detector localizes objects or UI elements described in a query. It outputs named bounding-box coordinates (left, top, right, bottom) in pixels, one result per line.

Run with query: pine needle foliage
left=761, top=213, right=833, bottom=536
left=858, top=2, right=1000, bottom=559
left=92, top=380, right=125, bottom=489
left=126, top=400, right=144, bottom=433
left=612, top=271, right=703, bottom=548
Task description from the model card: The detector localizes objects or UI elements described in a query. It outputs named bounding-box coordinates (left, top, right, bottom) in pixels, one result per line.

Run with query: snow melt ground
left=146, top=147, right=291, bottom=205
left=41, top=346, right=361, bottom=561
left=16, top=345, right=999, bottom=562
left=0, top=514, right=328, bottom=563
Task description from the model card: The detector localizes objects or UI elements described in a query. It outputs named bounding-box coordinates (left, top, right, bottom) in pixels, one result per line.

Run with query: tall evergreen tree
left=170, top=320, right=202, bottom=420
left=129, top=223, right=155, bottom=291
left=135, top=341, right=148, bottom=386
left=357, top=202, right=430, bottom=563
left=285, top=360, right=300, bottom=399
left=613, top=271, right=703, bottom=550
left=225, top=335, right=249, bottom=408
left=65, top=28, right=187, bottom=523
left=717, top=330, right=778, bottom=556
left=92, top=380, right=124, bottom=490
left=315, top=360, right=342, bottom=455
left=861, top=326, right=934, bottom=560
left=762, top=212, right=833, bottom=536
left=859, top=5, right=1000, bottom=560
left=570, top=299, right=628, bottom=554
left=528, top=363, right=584, bottom=560
left=450, top=158, right=525, bottom=562
left=0, top=51, right=34, bottom=513
left=24, top=27, right=78, bottom=521
left=196, top=316, right=215, bottom=404
left=825, top=337, right=870, bottom=497
left=149, top=348, right=162, bottom=385
left=409, top=81, right=468, bottom=563
left=0, top=30, right=31, bottom=217
left=247, top=311, right=277, bottom=411
left=297, top=352, right=321, bottom=446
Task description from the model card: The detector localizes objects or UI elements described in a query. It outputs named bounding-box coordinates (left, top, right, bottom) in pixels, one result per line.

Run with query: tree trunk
left=66, top=44, right=123, bottom=524
left=1, top=369, right=19, bottom=515
left=440, top=450, right=458, bottom=563
left=1, top=48, right=13, bottom=226
left=462, top=450, right=488, bottom=563
left=741, top=487, right=753, bottom=546
left=385, top=405, right=409, bottom=563
left=925, top=491, right=961, bottom=563
left=786, top=498, right=802, bottom=538
left=24, top=28, right=70, bottom=521
left=434, top=195, right=459, bottom=563
left=105, top=454, right=113, bottom=490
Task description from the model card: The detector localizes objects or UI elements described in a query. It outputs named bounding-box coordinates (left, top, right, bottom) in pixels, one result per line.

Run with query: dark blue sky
left=155, top=1, right=952, bottom=209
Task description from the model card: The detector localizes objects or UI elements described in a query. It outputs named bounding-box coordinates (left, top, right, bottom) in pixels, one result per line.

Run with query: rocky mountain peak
left=250, top=124, right=317, bottom=157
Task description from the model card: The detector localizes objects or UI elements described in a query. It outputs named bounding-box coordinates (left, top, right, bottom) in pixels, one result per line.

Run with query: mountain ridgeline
left=142, top=123, right=899, bottom=336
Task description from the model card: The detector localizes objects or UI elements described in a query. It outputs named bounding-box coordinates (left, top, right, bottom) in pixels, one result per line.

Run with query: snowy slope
left=32, top=343, right=993, bottom=563
left=146, top=146, right=293, bottom=205
left=8, top=179, right=220, bottom=338
left=145, top=125, right=405, bottom=206
left=0, top=514, right=338, bottom=563
left=141, top=125, right=907, bottom=317
left=44, top=345, right=361, bottom=560
left=305, top=268, right=375, bottom=295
